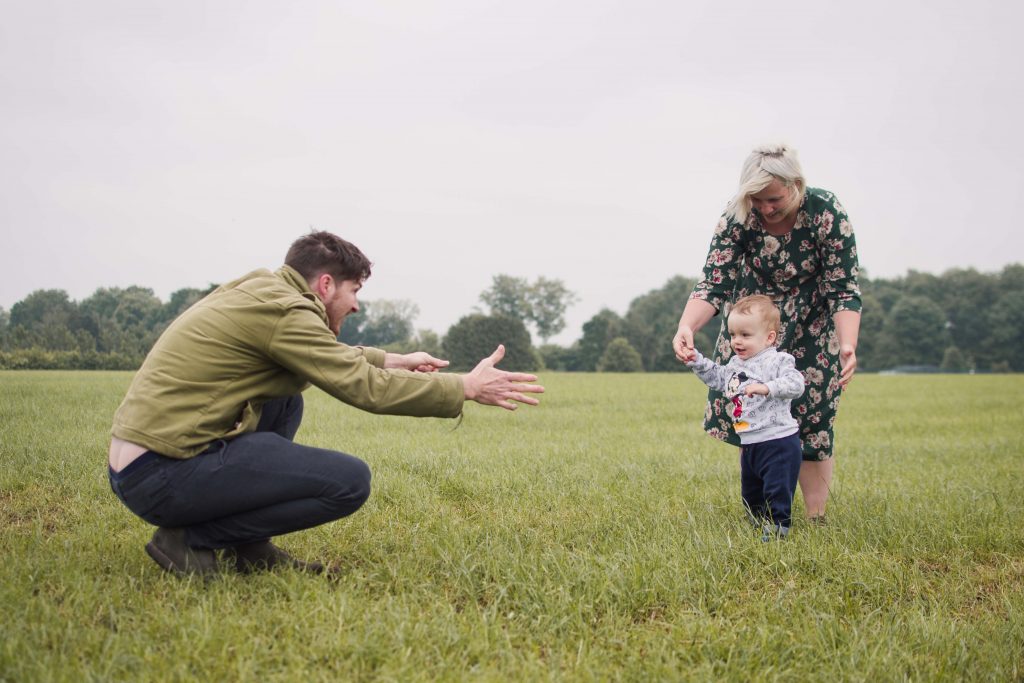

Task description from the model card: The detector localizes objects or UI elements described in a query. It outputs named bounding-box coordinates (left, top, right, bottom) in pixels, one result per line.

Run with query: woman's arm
left=673, top=298, right=718, bottom=362
left=834, top=309, right=861, bottom=385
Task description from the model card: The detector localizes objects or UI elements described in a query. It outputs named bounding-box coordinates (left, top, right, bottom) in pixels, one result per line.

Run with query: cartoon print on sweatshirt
left=725, top=372, right=750, bottom=433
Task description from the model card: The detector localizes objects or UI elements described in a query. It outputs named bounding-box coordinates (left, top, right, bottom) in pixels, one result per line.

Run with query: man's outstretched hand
left=462, top=345, right=544, bottom=411
left=384, top=351, right=450, bottom=373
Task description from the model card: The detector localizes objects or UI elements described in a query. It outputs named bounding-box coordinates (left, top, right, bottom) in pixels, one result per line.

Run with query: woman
left=672, top=144, right=861, bottom=522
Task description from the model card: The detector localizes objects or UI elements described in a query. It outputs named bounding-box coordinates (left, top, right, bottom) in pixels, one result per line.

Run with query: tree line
left=1, top=265, right=1022, bottom=372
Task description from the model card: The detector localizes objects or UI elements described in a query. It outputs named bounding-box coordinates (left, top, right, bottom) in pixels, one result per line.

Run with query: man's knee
left=324, top=455, right=372, bottom=515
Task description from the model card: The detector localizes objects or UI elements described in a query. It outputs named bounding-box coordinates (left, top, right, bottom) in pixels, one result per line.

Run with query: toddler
left=681, top=295, right=806, bottom=539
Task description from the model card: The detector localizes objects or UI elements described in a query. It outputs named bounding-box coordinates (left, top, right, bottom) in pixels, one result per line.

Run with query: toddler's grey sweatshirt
left=687, top=347, right=806, bottom=445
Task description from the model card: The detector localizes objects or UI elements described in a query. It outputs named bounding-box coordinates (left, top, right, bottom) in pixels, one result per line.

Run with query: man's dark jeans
left=109, top=395, right=371, bottom=549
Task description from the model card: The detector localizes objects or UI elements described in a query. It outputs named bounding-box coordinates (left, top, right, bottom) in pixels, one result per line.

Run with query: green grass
left=1, top=371, right=1022, bottom=681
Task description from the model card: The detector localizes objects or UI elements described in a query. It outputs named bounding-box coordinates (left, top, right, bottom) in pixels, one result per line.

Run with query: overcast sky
left=2, top=0, right=1022, bottom=344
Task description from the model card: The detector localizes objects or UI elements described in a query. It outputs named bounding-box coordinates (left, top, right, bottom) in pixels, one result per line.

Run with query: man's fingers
left=486, top=344, right=506, bottom=366
left=508, top=379, right=543, bottom=391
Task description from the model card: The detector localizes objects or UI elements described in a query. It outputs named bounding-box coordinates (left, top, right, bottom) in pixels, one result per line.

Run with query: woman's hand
left=673, top=299, right=716, bottom=363
left=838, top=345, right=857, bottom=386
left=673, top=325, right=696, bottom=363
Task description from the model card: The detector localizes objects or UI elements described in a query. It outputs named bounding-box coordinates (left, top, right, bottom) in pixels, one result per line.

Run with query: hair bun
left=753, top=143, right=789, bottom=157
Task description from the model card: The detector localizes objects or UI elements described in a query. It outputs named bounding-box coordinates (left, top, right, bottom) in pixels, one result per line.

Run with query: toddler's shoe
left=761, top=523, right=790, bottom=542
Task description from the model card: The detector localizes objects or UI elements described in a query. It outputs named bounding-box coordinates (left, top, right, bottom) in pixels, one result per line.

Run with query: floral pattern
left=690, top=188, right=862, bottom=460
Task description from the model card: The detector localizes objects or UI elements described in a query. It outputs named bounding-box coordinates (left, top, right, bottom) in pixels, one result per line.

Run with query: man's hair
left=730, top=294, right=781, bottom=334
left=725, top=143, right=806, bottom=224
left=285, top=231, right=373, bottom=284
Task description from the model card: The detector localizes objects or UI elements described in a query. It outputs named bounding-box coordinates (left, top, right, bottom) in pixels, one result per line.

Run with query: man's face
left=323, top=278, right=362, bottom=336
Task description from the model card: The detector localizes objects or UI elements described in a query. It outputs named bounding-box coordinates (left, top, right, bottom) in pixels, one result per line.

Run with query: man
left=108, top=231, right=543, bottom=577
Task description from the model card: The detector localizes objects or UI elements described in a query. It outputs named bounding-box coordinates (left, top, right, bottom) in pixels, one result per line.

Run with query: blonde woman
left=672, top=144, right=862, bottom=523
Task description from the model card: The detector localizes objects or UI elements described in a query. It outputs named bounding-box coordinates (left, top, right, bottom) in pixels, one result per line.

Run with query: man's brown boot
left=145, top=528, right=218, bottom=577
left=226, top=540, right=326, bottom=574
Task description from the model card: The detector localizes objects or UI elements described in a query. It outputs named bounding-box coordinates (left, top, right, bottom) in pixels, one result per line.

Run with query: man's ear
left=312, top=273, right=333, bottom=299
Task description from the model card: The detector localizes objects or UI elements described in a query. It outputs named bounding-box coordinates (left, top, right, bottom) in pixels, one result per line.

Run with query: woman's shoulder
left=803, top=187, right=847, bottom=216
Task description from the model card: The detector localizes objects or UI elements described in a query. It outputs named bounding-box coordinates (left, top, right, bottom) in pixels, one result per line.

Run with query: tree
left=479, top=274, right=578, bottom=343
left=9, top=289, right=77, bottom=330
left=985, top=290, right=1024, bottom=371
left=0, top=306, right=8, bottom=348
left=158, top=285, right=218, bottom=325
left=933, top=268, right=998, bottom=370
left=8, top=289, right=83, bottom=351
left=112, top=286, right=163, bottom=331
left=479, top=275, right=531, bottom=320
left=339, top=299, right=419, bottom=348
left=529, top=277, right=579, bottom=342
left=538, top=343, right=580, bottom=371
left=999, top=263, right=1024, bottom=292
left=597, top=337, right=644, bottom=372
left=940, top=346, right=968, bottom=372
left=876, top=295, right=950, bottom=367
left=621, top=276, right=705, bottom=372
left=361, top=299, right=419, bottom=348
left=855, top=292, right=885, bottom=372
left=384, top=328, right=444, bottom=357
left=337, top=301, right=369, bottom=345
left=576, top=308, right=623, bottom=371
left=443, top=314, right=538, bottom=372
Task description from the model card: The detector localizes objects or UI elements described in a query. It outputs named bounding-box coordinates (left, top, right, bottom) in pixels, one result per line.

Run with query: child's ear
left=768, top=330, right=778, bottom=346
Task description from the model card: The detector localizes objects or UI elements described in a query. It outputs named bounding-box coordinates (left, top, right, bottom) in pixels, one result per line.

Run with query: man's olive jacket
left=111, top=265, right=464, bottom=458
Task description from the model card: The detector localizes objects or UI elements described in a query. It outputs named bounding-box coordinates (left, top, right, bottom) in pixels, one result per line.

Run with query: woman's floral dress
left=690, top=187, right=862, bottom=460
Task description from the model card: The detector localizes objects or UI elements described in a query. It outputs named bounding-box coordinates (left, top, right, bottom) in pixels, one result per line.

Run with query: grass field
left=1, top=370, right=1022, bottom=681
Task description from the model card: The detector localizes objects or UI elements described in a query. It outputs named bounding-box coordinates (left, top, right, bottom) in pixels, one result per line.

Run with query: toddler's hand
left=744, top=383, right=769, bottom=397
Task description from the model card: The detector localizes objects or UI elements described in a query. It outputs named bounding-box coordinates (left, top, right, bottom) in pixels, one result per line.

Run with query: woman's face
left=750, top=178, right=796, bottom=225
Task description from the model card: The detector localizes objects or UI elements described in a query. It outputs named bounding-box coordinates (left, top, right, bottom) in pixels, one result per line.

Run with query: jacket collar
left=277, top=265, right=329, bottom=325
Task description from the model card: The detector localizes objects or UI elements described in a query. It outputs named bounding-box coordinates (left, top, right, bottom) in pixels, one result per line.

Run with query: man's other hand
left=462, top=345, right=544, bottom=411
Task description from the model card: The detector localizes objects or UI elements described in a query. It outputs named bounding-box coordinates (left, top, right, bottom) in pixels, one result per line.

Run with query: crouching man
left=108, top=231, right=543, bottom=577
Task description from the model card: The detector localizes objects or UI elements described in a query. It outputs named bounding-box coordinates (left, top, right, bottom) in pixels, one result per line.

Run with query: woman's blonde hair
left=725, top=143, right=806, bottom=223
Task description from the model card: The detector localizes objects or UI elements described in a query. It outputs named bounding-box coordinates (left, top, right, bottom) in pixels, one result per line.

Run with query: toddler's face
left=727, top=311, right=775, bottom=360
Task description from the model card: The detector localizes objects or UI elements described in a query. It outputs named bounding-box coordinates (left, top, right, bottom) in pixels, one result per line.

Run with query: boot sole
left=145, top=539, right=186, bottom=575
left=145, top=540, right=216, bottom=577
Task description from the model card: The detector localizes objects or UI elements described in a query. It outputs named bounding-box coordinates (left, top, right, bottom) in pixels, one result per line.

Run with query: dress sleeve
left=816, top=194, right=862, bottom=315
left=689, top=213, right=746, bottom=312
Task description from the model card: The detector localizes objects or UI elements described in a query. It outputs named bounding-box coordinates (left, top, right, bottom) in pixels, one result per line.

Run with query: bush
left=0, top=348, right=141, bottom=370
left=538, top=344, right=579, bottom=371
left=597, top=337, right=644, bottom=372
left=442, top=314, right=539, bottom=372
left=940, top=346, right=968, bottom=373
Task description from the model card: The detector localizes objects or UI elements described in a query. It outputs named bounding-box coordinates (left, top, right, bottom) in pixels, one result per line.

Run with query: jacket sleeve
left=687, top=350, right=733, bottom=392
left=763, top=353, right=806, bottom=400
left=266, top=307, right=464, bottom=418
